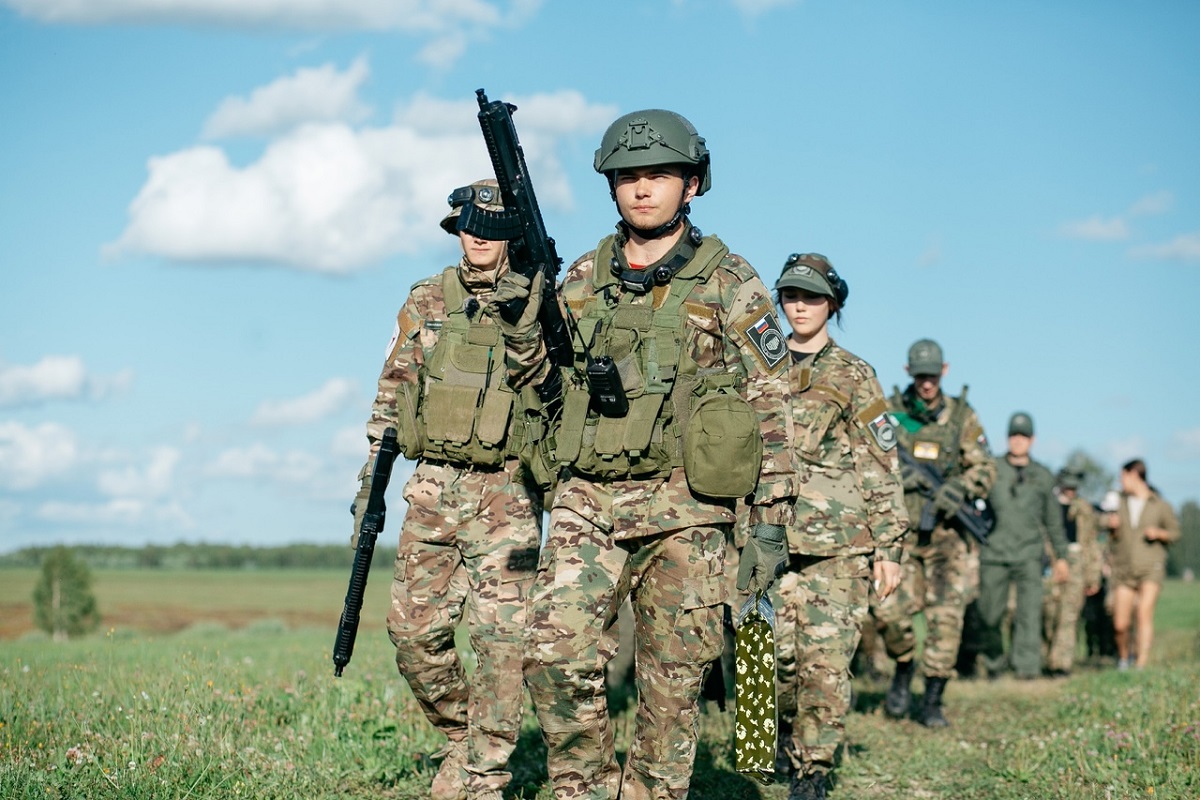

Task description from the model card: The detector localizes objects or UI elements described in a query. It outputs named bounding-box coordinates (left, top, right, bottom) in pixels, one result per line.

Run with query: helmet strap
left=615, top=183, right=693, bottom=241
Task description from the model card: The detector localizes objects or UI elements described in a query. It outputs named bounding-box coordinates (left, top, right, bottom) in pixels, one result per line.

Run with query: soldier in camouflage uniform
left=873, top=339, right=995, bottom=727
left=488, top=110, right=797, bottom=800
left=1042, top=469, right=1102, bottom=676
left=767, top=254, right=908, bottom=800
left=354, top=180, right=542, bottom=800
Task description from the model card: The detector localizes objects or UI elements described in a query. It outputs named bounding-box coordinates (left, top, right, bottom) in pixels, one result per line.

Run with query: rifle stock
left=332, top=427, right=400, bottom=677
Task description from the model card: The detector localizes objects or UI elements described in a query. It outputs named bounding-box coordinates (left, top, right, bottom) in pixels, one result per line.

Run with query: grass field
left=2, top=569, right=1198, bottom=799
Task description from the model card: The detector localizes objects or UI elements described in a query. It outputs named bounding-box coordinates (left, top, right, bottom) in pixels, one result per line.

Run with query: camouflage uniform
left=772, top=341, right=907, bottom=776
left=367, top=257, right=542, bottom=799
left=873, top=386, right=995, bottom=679
left=503, top=234, right=796, bottom=800
left=1043, top=494, right=1101, bottom=673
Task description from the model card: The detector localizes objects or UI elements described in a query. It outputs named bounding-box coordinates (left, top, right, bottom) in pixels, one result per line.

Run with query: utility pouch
left=685, top=387, right=762, bottom=498
left=394, top=381, right=425, bottom=459
left=424, top=384, right=479, bottom=444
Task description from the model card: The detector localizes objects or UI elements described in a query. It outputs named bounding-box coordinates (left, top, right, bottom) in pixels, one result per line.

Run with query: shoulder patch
left=739, top=306, right=789, bottom=373
left=857, top=397, right=896, bottom=451
left=867, top=412, right=898, bottom=452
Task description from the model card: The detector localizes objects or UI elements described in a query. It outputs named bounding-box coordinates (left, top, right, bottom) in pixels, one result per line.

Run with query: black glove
left=900, top=462, right=932, bottom=493
left=932, top=481, right=966, bottom=517
left=736, top=523, right=788, bottom=596
left=489, top=271, right=544, bottom=340
left=349, top=462, right=371, bottom=548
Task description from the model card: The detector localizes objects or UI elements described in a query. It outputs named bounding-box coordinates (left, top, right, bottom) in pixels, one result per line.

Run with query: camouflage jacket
left=1065, top=495, right=1102, bottom=589
left=788, top=341, right=908, bottom=563
left=502, top=234, right=797, bottom=537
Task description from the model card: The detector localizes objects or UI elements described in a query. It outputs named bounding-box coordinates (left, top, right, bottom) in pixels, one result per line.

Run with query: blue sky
left=2, top=0, right=1198, bottom=552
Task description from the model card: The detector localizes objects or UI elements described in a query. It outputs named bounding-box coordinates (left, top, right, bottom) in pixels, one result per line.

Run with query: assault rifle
left=332, top=427, right=399, bottom=677
left=898, top=445, right=995, bottom=545
left=456, top=88, right=575, bottom=404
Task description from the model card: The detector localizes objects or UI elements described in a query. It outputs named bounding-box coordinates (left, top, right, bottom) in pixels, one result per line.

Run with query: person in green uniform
left=976, top=412, right=1069, bottom=680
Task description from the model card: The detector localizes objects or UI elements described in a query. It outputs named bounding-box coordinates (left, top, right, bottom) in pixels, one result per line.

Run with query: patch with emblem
left=868, top=412, right=898, bottom=451
left=977, top=432, right=992, bottom=457
left=913, top=440, right=940, bottom=461
left=741, top=310, right=788, bottom=372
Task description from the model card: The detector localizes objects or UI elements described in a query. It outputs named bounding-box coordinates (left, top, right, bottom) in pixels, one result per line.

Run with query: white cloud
left=106, top=89, right=617, bottom=273
left=730, top=0, right=800, bottom=14
left=1057, top=215, right=1129, bottom=242
left=3, top=0, right=530, bottom=32
left=1129, top=190, right=1173, bottom=217
left=1128, top=232, right=1200, bottom=264
left=251, top=378, right=357, bottom=426
left=1058, top=190, right=1173, bottom=243
left=0, top=355, right=133, bottom=407
left=331, top=425, right=369, bottom=460
left=0, top=422, right=79, bottom=490
left=35, top=498, right=193, bottom=529
left=96, top=446, right=181, bottom=499
left=1167, top=428, right=1200, bottom=461
left=206, top=443, right=324, bottom=483
left=202, top=57, right=372, bottom=140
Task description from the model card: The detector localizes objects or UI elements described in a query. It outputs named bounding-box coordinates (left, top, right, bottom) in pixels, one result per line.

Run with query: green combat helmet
left=593, top=109, right=711, bottom=196
left=440, top=178, right=505, bottom=236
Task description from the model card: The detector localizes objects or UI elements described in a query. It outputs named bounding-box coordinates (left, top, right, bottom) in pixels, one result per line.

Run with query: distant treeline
left=0, top=542, right=392, bottom=571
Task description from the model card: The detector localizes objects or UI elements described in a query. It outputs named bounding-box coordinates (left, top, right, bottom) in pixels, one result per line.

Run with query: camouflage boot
left=430, top=740, right=467, bottom=800
left=788, top=770, right=829, bottom=800
left=884, top=659, right=915, bottom=719
left=920, top=677, right=949, bottom=728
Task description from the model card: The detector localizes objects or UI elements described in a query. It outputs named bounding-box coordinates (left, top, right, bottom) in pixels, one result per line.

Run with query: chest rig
left=892, top=386, right=971, bottom=477
left=414, top=268, right=522, bottom=467
left=553, top=234, right=731, bottom=481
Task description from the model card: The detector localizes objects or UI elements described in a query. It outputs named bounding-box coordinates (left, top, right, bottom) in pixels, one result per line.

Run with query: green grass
left=2, top=572, right=1198, bottom=798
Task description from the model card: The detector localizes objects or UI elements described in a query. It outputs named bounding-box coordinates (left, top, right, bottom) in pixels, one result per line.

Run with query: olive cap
left=1008, top=411, right=1035, bottom=437
left=775, top=253, right=835, bottom=297
left=593, top=109, right=711, bottom=195
left=440, top=178, right=504, bottom=236
left=907, top=339, right=944, bottom=375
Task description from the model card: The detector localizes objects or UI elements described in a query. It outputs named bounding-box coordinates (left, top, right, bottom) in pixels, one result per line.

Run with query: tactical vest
left=553, top=234, right=759, bottom=492
left=892, top=386, right=971, bottom=476
left=411, top=268, right=523, bottom=467
left=893, top=386, right=973, bottom=524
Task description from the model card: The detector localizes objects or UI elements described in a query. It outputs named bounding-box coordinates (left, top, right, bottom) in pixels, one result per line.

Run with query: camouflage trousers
left=524, top=493, right=726, bottom=800
left=773, top=554, right=870, bottom=773
left=872, top=526, right=977, bottom=678
left=1043, top=545, right=1085, bottom=672
left=386, top=460, right=541, bottom=797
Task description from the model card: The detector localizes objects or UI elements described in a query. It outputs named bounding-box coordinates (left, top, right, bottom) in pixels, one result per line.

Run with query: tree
left=1167, top=500, right=1200, bottom=579
left=32, top=546, right=100, bottom=641
left=1061, top=449, right=1115, bottom=507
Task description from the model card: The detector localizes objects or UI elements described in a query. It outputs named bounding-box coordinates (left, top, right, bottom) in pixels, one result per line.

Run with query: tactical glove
left=900, top=463, right=932, bottom=493
left=736, top=523, right=788, bottom=596
left=931, top=481, right=966, bottom=517
left=489, top=271, right=544, bottom=340
left=349, top=462, right=371, bottom=548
